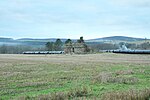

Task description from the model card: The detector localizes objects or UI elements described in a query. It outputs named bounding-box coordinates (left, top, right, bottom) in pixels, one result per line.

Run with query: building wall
left=64, top=43, right=87, bottom=54
left=74, top=47, right=86, bottom=54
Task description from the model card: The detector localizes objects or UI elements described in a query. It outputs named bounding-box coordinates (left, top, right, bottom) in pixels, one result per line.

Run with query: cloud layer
left=0, top=0, right=150, bottom=39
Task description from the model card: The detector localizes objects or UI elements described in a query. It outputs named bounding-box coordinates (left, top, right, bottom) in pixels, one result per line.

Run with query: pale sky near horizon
left=0, top=0, right=150, bottom=39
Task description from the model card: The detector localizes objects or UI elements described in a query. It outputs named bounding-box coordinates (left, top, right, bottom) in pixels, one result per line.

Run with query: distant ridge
left=1, top=37, right=71, bottom=40
left=87, top=36, right=147, bottom=42
left=0, top=36, right=149, bottom=45
left=17, top=38, right=76, bottom=42
left=0, top=37, right=14, bottom=42
left=17, top=38, right=62, bottom=42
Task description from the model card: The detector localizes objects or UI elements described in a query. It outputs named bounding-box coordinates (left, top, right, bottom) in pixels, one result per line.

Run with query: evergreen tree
left=54, top=39, right=62, bottom=51
left=77, top=36, right=84, bottom=43
left=65, top=39, right=72, bottom=44
left=46, top=42, right=54, bottom=51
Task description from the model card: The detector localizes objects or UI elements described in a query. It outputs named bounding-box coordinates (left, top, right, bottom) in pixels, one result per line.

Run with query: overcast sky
left=0, top=0, right=150, bottom=39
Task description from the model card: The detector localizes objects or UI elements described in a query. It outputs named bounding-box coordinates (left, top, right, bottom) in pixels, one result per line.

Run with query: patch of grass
left=101, top=88, right=150, bottom=100
left=93, top=72, right=112, bottom=83
left=67, top=87, right=89, bottom=98
left=17, top=87, right=89, bottom=100
left=115, top=69, right=134, bottom=75
left=110, top=76, right=138, bottom=84
left=0, top=54, right=150, bottom=99
left=93, top=71, right=138, bottom=84
left=17, top=95, right=33, bottom=100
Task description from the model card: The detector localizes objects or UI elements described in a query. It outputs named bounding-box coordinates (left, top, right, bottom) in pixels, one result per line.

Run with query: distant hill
left=17, top=38, right=77, bottom=42
left=0, top=37, right=14, bottom=42
left=17, top=38, right=67, bottom=42
left=0, top=37, right=77, bottom=46
left=0, top=36, right=149, bottom=46
left=86, top=36, right=147, bottom=42
left=0, top=37, right=21, bottom=45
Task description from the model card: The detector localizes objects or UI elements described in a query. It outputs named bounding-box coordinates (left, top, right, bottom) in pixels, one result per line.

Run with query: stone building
left=64, top=42, right=89, bottom=54
left=64, top=43, right=73, bottom=54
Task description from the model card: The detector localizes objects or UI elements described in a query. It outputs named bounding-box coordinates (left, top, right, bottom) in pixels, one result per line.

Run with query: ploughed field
left=0, top=54, right=150, bottom=100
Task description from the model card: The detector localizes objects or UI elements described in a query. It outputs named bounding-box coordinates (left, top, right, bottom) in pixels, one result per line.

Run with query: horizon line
left=0, top=35, right=149, bottom=40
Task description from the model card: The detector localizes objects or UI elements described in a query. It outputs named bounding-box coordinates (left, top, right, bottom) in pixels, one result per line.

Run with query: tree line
left=0, top=37, right=150, bottom=54
left=45, top=37, right=85, bottom=51
left=0, top=45, right=44, bottom=54
left=45, top=39, right=63, bottom=51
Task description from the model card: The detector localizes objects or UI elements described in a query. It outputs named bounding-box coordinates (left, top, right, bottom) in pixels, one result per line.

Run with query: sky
left=0, top=0, right=150, bottom=39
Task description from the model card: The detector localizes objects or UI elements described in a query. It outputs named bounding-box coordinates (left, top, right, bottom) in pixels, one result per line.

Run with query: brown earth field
left=0, top=53, right=150, bottom=100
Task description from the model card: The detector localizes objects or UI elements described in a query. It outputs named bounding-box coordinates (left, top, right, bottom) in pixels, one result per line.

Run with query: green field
left=0, top=54, right=150, bottom=100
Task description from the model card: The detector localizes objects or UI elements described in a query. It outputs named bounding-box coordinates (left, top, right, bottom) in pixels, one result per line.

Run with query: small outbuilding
left=64, top=37, right=91, bottom=54
left=64, top=42, right=90, bottom=54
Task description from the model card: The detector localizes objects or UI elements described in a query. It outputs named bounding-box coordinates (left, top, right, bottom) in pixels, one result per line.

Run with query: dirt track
left=0, top=53, right=150, bottom=66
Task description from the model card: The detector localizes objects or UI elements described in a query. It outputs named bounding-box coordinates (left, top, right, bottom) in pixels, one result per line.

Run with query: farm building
left=64, top=42, right=90, bottom=54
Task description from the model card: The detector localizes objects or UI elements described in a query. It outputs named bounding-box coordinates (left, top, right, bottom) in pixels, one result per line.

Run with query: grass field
left=0, top=54, right=150, bottom=100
